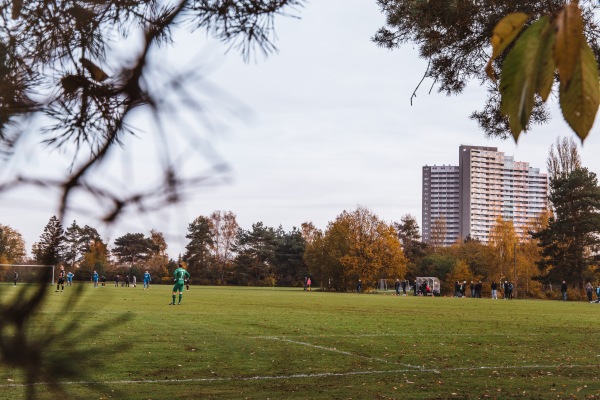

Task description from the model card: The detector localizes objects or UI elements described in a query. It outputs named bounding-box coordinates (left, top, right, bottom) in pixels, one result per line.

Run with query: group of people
left=394, top=279, right=408, bottom=295
left=453, top=280, right=514, bottom=299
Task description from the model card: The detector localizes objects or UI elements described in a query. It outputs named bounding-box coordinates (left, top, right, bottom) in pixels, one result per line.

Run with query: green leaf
left=486, top=12, right=529, bottom=80
left=535, top=19, right=555, bottom=102
left=559, top=41, right=600, bottom=142
left=499, top=17, right=549, bottom=141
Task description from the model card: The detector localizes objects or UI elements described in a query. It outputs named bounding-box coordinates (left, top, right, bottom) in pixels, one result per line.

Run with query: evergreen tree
left=534, top=168, right=600, bottom=288
left=394, top=214, right=427, bottom=273
left=34, top=216, right=65, bottom=265
left=112, top=233, right=154, bottom=268
left=183, top=216, right=214, bottom=281
left=62, top=221, right=82, bottom=269
left=233, top=222, right=277, bottom=285
left=273, top=226, right=306, bottom=286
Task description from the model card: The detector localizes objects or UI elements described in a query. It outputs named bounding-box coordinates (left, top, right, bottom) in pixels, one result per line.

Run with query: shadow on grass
left=0, top=269, right=131, bottom=399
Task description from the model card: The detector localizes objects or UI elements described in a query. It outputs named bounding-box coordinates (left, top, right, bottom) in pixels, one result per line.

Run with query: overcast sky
left=2, top=0, right=600, bottom=259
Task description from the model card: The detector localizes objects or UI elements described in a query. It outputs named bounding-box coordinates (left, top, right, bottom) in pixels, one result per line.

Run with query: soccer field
left=1, top=284, right=599, bottom=399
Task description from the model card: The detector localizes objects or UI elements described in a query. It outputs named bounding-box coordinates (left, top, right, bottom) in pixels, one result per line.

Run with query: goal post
left=0, top=264, right=56, bottom=285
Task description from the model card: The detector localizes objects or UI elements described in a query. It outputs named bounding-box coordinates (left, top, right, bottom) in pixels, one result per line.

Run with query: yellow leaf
left=554, top=1, right=584, bottom=86
left=486, top=12, right=528, bottom=80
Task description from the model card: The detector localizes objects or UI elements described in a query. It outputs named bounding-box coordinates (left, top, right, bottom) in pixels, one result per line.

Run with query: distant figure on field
left=401, top=280, right=407, bottom=295
left=356, top=279, right=362, bottom=293
left=132, top=275, right=137, bottom=288
left=125, top=275, right=130, bottom=287
left=460, top=281, right=467, bottom=298
left=100, top=275, right=106, bottom=286
left=491, top=281, right=498, bottom=299
left=561, top=281, right=568, bottom=302
left=470, top=281, right=475, bottom=298
left=13, top=270, right=18, bottom=286
left=503, top=281, right=509, bottom=300
left=476, top=281, right=482, bottom=297
left=170, top=263, right=191, bottom=305
left=143, top=270, right=151, bottom=290
left=92, top=270, right=99, bottom=288
left=507, top=281, right=514, bottom=299
left=586, top=282, right=594, bottom=302
left=395, top=279, right=400, bottom=295
left=306, top=277, right=311, bottom=291
left=115, top=274, right=119, bottom=287
left=56, top=266, right=66, bottom=292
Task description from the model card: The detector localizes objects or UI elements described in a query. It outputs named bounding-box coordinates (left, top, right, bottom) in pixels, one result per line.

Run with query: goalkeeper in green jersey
left=170, top=263, right=190, bottom=305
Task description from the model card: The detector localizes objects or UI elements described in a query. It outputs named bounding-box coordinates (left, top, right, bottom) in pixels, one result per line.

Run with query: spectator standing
left=491, top=281, right=498, bottom=299
left=561, top=281, right=568, bottom=301
left=586, top=282, right=594, bottom=302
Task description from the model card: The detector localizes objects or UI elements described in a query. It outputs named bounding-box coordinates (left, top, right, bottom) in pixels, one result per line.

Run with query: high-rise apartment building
left=422, top=145, right=548, bottom=245
left=422, top=165, right=460, bottom=246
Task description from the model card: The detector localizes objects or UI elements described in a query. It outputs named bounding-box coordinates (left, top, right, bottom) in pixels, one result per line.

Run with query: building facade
left=422, top=145, right=548, bottom=245
left=422, top=165, right=460, bottom=246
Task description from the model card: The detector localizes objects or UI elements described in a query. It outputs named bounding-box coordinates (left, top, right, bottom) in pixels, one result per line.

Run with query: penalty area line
left=1, top=364, right=598, bottom=388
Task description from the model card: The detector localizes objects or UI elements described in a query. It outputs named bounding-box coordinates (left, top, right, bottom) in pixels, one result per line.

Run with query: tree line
left=2, top=139, right=600, bottom=295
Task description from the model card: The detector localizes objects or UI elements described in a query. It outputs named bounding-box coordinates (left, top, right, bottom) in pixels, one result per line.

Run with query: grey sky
left=2, top=0, right=600, bottom=258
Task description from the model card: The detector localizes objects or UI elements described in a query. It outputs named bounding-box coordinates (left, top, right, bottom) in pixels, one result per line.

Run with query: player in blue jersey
left=143, top=270, right=151, bottom=290
left=92, top=270, right=99, bottom=288
left=67, top=271, right=74, bottom=286
left=170, top=263, right=190, bottom=305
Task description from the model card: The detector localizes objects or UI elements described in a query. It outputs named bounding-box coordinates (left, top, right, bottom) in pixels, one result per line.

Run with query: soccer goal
left=0, top=264, right=56, bottom=285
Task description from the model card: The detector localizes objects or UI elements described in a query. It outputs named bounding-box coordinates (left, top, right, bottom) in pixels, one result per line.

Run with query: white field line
left=1, top=364, right=597, bottom=388
left=253, top=333, right=545, bottom=338
left=254, top=336, right=429, bottom=371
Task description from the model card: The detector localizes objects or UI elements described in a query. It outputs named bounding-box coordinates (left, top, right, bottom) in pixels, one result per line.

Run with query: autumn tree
left=209, top=211, right=239, bottom=285
left=429, top=216, right=447, bottom=250
left=305, top=207, right=407, bottom=292
left=78, top=239, right=109, bottom=280
left=517, top=212, right=549, bottom=296
left=144, top=229, right=170, bottom=281
left=0, top=224, right=26, bottom=264
left=547, top=136, right=582, bottom=182
left=488, top=217, right=518, bottom=285
left=445, top=259, right=472, bottom=295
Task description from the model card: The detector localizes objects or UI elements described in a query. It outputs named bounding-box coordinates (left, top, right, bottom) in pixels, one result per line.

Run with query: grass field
left=1, top=283, right=599, bottom=399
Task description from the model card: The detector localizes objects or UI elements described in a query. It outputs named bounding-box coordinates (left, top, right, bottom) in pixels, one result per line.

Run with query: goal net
left=0, top=264, right=56, bottom=285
